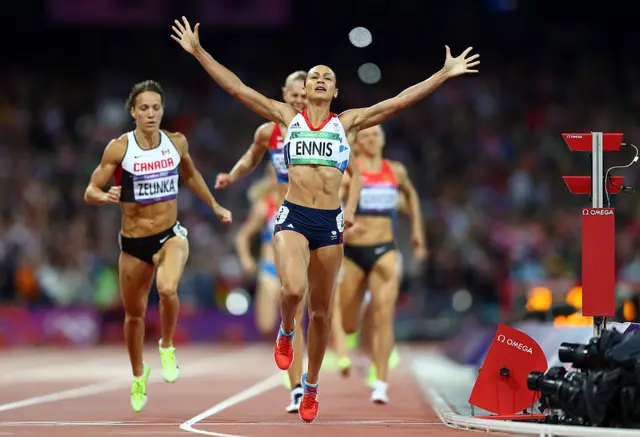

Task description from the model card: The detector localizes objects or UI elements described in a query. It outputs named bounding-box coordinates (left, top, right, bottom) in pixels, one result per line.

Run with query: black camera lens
left=558, top=339, right=603, bottom=370
left=558, top=342, right=581, bottom=363
left=527, top=367, right=567, bottom=393
left=527, top=371, right=545, bottom=391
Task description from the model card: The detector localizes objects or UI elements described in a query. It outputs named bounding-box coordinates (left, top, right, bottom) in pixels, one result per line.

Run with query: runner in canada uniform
left=84, top=80, right=231, bottom=413
left=173, top=16, right=479, bottom=422
left=116, top=129, right=184, bottom=262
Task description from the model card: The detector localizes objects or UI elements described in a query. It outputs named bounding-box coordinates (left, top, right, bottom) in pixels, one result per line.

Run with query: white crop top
left=283, top=110, right=350, bottom=172
left=115, top=130, right=181, bottom=204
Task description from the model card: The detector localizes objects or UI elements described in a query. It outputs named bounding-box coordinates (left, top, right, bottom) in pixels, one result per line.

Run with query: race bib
left=133, top=169, right=179, bottom=204
left=336, top=211, right=344, bottom=233
left=271, top=150, right=288, bottom=176
left=358, top=186, right=398, bottom=212
left=275, top=205, right=290, bottom=225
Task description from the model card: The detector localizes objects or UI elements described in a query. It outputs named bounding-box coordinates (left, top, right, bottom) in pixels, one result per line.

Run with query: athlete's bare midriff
left=345, top=216, right=394, bottom=246
left=120, top=199, right=178, bottom=237
left=285, top=165, right=343, bottom=209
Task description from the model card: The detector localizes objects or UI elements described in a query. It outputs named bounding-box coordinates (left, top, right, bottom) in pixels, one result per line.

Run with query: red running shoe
left=299, top=373, right=319, bottom=423
left=274, top=323, right=294, bottom=370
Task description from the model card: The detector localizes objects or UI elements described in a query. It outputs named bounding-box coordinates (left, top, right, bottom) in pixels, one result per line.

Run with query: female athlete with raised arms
left=172, top=16, right=479, bottom=422
left=84, top=80, right=231, bottom=413
left=216, top=70, right=309, bottom=413
left=331, top=125, right=427, bottom=405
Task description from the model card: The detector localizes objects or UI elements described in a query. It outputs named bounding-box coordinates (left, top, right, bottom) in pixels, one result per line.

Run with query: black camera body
left=527, top=329, right=640, bottom=428
left=527, top=366, right=586, bottom=416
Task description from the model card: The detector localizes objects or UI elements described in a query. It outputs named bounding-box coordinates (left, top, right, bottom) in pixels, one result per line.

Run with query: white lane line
left=179, top=372, right=282, bottom=437
left=0, top=349, right=257, bottom=413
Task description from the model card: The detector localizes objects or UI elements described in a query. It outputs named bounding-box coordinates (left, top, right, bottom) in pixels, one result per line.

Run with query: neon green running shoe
left=345, top=332, right=359, bottom=351
left=366, top=347, right=400, bottom=387
left=130, top=364, right=150, bottom=413
left=322, top=350, right=339, bottom=371
left=366, top=364, right=377, bottom=387
left=159, top=341, right=179, bottom=383
left=389, top=346, right=401, bottom=369
left=338, top=356, right=352, bottom=377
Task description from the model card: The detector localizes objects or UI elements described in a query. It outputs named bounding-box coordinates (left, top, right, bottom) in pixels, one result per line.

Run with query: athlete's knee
left=124, top=312, right=145, bottom=325
left=339, top=302, right=360, bottom=333
left=280, top=276, right=306, bottom=304
left=342, top=317, right=359, bottom=334
left=308, top=296, right=332, bottom=326
left=157, top=279, right=179, bottom=301
left=309, top=306, right=332, bottom=326
left=370, top=298, right=395, bottom=328
left=121, top=291, right=147, bottom=318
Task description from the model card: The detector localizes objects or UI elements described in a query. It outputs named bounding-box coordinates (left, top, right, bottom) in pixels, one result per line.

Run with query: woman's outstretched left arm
left=340, top=46, right=479, bottom=133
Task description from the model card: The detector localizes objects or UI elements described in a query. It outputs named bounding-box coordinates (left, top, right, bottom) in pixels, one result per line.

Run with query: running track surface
left=0, top=344, right=517, bottom=436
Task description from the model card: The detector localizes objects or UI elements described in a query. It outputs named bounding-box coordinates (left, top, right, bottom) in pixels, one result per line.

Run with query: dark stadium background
left=0, top=0, right=638, bottom=345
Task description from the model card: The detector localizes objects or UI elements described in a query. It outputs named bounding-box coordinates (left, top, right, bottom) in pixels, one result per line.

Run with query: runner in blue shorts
left=174, top=17, right=478, bottom=421
left=216, top=71, right=309, bottom=413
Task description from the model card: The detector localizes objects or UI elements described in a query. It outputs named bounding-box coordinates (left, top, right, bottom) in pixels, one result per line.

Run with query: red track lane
left=0, top=345, right=518, bottom=437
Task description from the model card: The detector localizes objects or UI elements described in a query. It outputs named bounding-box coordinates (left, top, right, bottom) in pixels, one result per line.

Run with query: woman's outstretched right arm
left=172, top=16, right=295, bottom=126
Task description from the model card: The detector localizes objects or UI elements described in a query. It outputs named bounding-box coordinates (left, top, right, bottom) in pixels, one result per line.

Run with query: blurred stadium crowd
left=0, top=18, right=638, bottom=328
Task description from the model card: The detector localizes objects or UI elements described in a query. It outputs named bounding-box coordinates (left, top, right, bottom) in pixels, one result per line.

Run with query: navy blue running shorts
left=273, top=200, right=344, bottom=250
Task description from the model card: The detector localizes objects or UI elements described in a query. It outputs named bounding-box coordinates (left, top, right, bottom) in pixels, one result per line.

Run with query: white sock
left=373, top=380, right=387, bottom=390
left=159, top=339, right=174, bottom=350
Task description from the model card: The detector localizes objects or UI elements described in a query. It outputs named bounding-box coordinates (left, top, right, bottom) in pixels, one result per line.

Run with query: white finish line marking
left=0, top=420, right=442, bottom=427
left=179, top=372, right=282, bottom=437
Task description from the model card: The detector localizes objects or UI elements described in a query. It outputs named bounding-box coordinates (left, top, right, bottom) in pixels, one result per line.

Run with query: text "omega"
left=496, top=334, right=533, bottom=354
